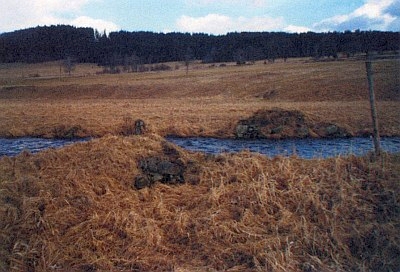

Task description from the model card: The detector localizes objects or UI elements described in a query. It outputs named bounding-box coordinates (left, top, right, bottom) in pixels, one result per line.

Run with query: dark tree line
left=0, top=25, right=96, bottom=63
left=0, top=25, right=399, bottom=66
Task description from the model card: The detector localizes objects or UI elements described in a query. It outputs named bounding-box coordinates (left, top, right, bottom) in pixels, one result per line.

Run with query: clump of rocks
left=52, top=125, right=87, bottom=139
left=133, top=142, right=201, bottom=189
left=235, top=108, right=351, bottom=139
left=120, top=118, right=146, bottom=136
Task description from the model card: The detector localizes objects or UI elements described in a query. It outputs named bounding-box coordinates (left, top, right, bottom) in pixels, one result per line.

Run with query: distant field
left=0, top=58, right=399, bottom=138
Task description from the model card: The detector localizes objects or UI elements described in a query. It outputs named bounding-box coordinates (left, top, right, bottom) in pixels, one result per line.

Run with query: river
left=1, top=137, right=399, bottom=159
left=0, top=138, right=89, bottom=157
left=167, top=137, right=400, bottom=159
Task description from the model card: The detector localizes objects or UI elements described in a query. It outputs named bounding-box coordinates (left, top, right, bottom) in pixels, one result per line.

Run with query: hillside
left=1, top=25, right=399, bottom=64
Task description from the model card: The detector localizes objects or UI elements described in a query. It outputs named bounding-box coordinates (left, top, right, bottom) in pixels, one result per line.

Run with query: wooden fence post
left=365, top=53, right=381, bottom=156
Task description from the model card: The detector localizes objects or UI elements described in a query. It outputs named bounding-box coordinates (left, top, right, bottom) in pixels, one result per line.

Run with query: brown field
left=0, top=58, right=399, bottom=138
left=0, top=58, right=400, bottom=271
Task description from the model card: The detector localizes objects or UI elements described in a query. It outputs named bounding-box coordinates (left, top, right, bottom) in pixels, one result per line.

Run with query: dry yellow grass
left=0, top=61, right=102, bottom=84
left=1, top=98, right=399, bottom=138
left=0, top=58, right=399, bottom=271
left=0, top=58, right=399, bottom=138
left=0, top=135, right=399, bottom=271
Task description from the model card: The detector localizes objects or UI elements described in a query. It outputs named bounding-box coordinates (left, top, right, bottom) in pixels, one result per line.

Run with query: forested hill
left=0, top=25, right=399, bottom=65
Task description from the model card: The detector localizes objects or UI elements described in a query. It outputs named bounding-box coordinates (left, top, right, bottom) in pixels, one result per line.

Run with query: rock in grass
left=133, top=175, right=152, bottom=190
left=311, top=122, right=352, bottom=138
left=134, top=119, right=146, bottom=135
left=120, top=118, right=146, bottom=136
left=134, top=157, right=185, bottom=189
left=134, top=154, right=202, bottom=189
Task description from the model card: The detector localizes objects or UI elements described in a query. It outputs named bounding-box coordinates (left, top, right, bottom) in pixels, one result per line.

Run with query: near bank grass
left=1, top=135, right=399, bottom=271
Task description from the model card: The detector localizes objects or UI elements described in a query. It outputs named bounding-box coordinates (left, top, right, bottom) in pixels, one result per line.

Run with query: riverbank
left=0, top=59, right=399, bottom=139
left=1, top=134, right=399, bottom=271
left=0, top=99, right=399, bottom=139
left=0, top=98, right=399, bottom=139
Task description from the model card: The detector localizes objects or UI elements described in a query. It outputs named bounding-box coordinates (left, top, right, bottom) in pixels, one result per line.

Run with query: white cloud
left=0, top=0, right=119, bottom=33
left=71, top=16, right=120, bottom=32
left=176, top=14, right=285, bottom=34
left=284, top=25, right=311, bottom=33
left=177, top=14, right=231, bottom=34
left=313, top=0, right=398, bottom=31
left=33, top=0, right=91, bottom=13
left=185, top=0, right=267, bottom=8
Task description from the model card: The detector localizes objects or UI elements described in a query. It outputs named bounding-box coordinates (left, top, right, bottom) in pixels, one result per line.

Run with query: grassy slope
left=0, top=135, right=399, bottom=271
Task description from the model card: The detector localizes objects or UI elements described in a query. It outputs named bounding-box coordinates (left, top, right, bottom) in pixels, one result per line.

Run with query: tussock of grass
left=1, top=135, right=399, bottom=271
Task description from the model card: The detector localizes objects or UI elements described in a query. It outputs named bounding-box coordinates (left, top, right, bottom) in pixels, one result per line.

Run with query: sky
left=1, top=0, right=399, bottom=34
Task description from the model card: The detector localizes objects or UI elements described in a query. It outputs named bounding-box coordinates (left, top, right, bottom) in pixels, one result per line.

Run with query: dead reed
left=1, top=135, right=399, bottom=271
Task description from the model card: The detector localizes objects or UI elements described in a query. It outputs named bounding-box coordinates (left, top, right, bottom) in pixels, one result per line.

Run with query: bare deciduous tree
left=63, top=56, right=76, bottom=76
left=184, top=47, right=194, bottom=76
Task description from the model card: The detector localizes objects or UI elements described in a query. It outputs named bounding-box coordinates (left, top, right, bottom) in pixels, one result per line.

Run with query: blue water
left=0, top=138, right=89, bottom=157
left=1, top=137, right=399, bottom=159
left=167, top=137, right=400, bottom=159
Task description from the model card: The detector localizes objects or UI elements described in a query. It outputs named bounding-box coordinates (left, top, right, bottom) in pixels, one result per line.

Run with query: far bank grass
left=0, top=99, right=399, bottom=138
left=0, top=58, right=399, bottom=138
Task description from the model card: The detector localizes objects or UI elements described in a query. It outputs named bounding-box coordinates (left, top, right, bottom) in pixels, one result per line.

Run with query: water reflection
left=167, top=137, right=400, bottom=159
left=0, top=138, right=89, bottom=157
left=1, top=137, right=399, bottom=159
